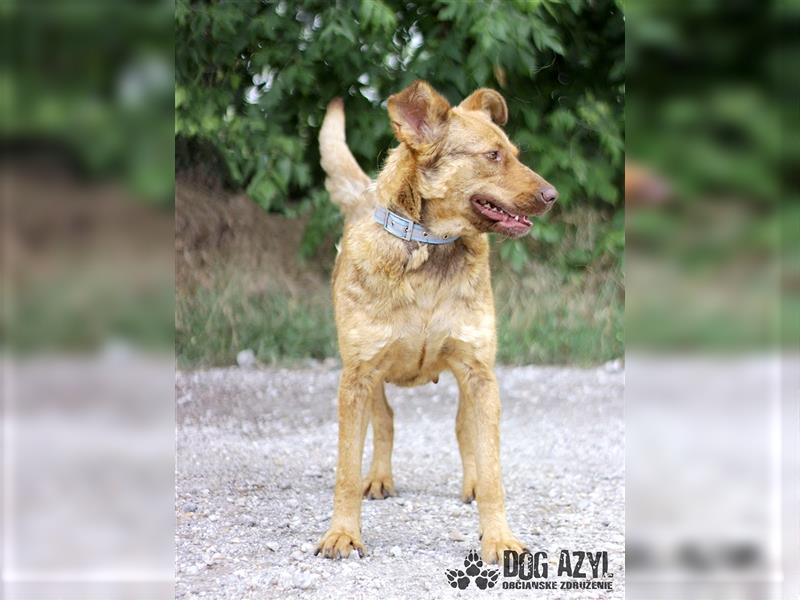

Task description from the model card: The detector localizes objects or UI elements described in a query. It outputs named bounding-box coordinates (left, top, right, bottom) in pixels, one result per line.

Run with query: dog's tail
left=319, top=98, right=372, bottom=220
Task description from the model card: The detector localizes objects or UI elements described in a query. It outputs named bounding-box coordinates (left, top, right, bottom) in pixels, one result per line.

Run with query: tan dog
left=315, top=81, right=557, bottom=563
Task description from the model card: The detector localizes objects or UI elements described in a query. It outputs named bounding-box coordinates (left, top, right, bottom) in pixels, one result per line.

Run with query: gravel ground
left=176, top=362, right=624, bottom=599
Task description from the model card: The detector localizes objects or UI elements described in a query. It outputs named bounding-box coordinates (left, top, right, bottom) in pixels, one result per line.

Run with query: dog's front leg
left=452, top=363, right=526, bottom=563
left=316, top=367, right=374, bottom=559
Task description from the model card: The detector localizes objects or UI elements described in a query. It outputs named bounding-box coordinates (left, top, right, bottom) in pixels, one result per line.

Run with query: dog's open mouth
left=470, top=195, right=532, bottom=237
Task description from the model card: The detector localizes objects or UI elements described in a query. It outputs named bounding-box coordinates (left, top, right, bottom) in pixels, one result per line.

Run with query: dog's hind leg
left=363, top=384, right=396, bottom=499
left=456, top=382, right=478, bottom=503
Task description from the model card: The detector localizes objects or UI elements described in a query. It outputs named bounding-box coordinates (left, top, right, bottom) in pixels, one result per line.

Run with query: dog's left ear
left=387, top=80, right=451, bottom=150
left=459, top=89, right=508, bottom=126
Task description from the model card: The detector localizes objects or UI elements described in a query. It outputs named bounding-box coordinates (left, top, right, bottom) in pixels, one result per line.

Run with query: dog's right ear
left=459, top=88, right=508, bottom=126
left=387, top=80, right=451, bottom=150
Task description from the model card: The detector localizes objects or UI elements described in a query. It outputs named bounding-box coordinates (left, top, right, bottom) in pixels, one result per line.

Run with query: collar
left=373, top=206, right=459, bottom=245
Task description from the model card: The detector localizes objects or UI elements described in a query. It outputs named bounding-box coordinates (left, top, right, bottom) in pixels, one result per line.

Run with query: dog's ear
left=459, top=88, right=508, bottom=126
left=387, top=80, right=451, bottom=149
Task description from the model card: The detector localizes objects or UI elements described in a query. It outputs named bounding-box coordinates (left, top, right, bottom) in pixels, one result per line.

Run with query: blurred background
left=174, top=0, right=625, bottom=369
left=3, top=0, right=798, bottom=599
left=625, top=1, right=798, bottom=598
left=2, top=1, right=175, bottom=599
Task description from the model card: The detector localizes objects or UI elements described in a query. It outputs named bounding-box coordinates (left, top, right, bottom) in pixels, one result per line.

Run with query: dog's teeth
left=514, top=215, right=519, bottom=221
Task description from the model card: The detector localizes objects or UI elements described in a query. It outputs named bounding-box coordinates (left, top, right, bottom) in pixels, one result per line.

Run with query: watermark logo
left=444, top=549, right=613, bottom=592
left=445, top=549, right=500, bottom=590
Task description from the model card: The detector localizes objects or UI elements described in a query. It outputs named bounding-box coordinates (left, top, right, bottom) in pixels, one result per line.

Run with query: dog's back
left=318, top=99, right=372, bottom=221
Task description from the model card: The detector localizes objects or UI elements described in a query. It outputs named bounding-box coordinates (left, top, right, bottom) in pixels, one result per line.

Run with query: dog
left=315, top=80, right=557, bottom=563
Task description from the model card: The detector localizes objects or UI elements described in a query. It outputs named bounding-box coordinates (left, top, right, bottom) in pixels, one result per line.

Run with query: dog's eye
left=486, top=150, right=501, bottom=162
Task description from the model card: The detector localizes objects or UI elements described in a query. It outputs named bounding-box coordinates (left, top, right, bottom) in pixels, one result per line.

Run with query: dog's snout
left=539, top=186, right=558, bottom=205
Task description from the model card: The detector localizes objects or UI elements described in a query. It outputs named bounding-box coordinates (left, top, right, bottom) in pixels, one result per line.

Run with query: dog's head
left=386, top=80, right=557, bottom=238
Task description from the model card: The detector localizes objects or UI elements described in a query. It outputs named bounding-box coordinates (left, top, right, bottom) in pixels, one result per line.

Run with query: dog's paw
left=463, top=548, right=484, bottom=577
left=474, top=567, right=500, bottom=589
left=480, top=533, right=527, bottom=564
left=314, top=529, right=365, bottom=559
left=362, top=473, right=395, bottom=500
left=445, top=568, right=470, bottom=589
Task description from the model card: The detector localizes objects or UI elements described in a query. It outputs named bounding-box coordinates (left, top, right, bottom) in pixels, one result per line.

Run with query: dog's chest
left=334, top=230, right=495, bottom=381
left=381, top=277, right=489, bottom=385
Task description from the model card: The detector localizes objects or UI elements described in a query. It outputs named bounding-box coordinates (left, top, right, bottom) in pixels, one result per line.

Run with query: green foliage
left=625, top=1, right=786, bottom=351
left=626, top=1, right=777, bottom=203
left=176, top=0, right=624, bottom=245
left=6, top=2, right=174, bottom=204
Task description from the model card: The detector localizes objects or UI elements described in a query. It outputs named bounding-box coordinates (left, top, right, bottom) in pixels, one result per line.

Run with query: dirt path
left=176, top=363, right=624, bottom=599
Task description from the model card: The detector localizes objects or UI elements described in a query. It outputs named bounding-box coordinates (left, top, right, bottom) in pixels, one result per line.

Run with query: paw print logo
left=445, top=568, right=470, bottom=589
left=464, top=549, right=483, bottom=577
left=475, top=568, right=500, bottom=589
left=444, top=549, right=501, bottom=591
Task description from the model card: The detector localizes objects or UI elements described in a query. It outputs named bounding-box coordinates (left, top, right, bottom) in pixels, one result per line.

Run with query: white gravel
left=176, top=363, right=624, bottom=599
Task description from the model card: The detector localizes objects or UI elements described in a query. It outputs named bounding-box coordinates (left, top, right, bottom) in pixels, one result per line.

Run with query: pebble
left=292, top=572, right=315, bottom=589
left=448, top=530, right=466, bottom=541
left=266, top=541, right=279, bottom=552
left=236, top=349, right=256, bottom=368
left=291, top=550, right=304, bottom=561
left=182, top=502, right=198, bottom=513
left=390, top=546, right=401, bottom=557
left=301, top=542, right=314, bottom=553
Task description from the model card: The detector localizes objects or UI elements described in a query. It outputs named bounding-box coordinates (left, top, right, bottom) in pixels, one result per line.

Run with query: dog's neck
left=375, top=144, right=460, bottom=236
left=375, top=144, right=424, bottom=223
left=373, top=144, right=482, bottom=273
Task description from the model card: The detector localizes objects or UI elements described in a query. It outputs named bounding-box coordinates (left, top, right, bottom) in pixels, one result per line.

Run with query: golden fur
left=314, top=81, right=557, bottom=563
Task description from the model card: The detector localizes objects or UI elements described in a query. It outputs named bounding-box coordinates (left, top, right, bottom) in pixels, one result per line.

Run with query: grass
left=5, top=263, right=174, bottom=354
left=176, top=217, right=624, bottom=368
left=176, top=266, right=622, bottom=368
left=494, top=261, right=623, bottom=365
left=176, top=279, right=337, bottom=369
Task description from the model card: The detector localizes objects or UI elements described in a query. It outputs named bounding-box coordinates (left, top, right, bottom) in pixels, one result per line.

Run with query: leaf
left=246, top=172, right=278, bottom=210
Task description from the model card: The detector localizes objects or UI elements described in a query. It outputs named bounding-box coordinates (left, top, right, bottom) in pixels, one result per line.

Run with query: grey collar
left=373, top=206, right=459, bottom=245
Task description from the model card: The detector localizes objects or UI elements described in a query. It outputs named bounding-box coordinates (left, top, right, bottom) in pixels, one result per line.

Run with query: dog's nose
left=539, top=186, right=559, bottom=205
